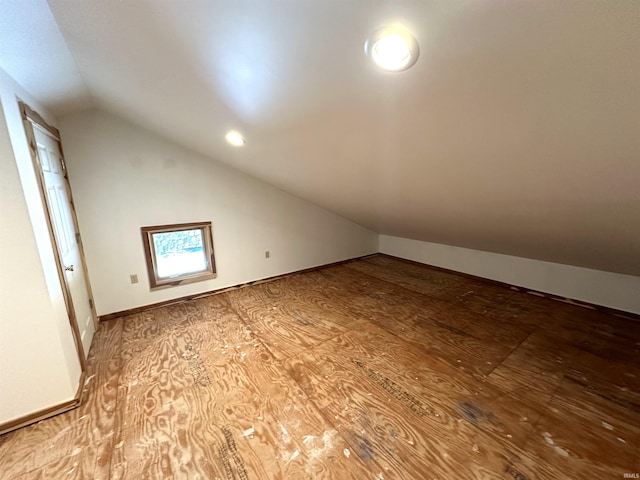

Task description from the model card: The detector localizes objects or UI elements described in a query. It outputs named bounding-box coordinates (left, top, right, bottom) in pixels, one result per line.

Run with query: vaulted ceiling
left=1, top=0, right=639, bottom=275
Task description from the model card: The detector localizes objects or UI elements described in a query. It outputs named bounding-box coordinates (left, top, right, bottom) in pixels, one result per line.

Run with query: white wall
left=58, top=109, right=377, bottom=316
left=380, top=235, right=640, bottom=315
left=0, top=67, right=81, bottom=424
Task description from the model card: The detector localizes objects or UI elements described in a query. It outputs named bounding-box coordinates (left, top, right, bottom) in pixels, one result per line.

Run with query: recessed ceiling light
left=365, top=26, right=419, bottom=72
left=225, top=130, right=245, bottom=146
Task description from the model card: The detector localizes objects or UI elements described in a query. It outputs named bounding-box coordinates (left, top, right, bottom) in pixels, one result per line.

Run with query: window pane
left=152, top=229, right=207, bottom=278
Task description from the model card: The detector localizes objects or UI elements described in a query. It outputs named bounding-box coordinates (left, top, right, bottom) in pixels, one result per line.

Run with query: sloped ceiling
left=1, top=0, right=639, bottom=275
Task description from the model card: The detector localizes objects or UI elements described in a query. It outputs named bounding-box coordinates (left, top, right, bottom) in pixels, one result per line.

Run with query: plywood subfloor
left=1, top=255, right=639, bottom=479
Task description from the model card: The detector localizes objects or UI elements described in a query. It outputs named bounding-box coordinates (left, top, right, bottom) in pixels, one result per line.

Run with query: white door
left=33, top=126, right=95, bottom=357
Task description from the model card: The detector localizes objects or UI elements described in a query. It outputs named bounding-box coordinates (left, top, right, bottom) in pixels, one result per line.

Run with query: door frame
left=20, top=102, right=98, bottom=360
left=0, top=103, right=97, bottom=435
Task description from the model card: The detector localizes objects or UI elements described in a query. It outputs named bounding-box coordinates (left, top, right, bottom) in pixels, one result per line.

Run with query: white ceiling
left=1, top=0, right=639, bottom=275
left=0, top=0, right=92, bottom=113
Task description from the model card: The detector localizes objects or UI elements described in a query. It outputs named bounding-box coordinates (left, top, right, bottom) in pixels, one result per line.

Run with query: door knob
left=65, top=265, right=74, bottom=272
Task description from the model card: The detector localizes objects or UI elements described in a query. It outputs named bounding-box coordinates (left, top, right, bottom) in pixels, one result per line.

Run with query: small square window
left=141, top=222, right=217, bottom=290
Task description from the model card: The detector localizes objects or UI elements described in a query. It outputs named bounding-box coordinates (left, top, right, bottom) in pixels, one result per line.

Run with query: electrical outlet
left=130, top=274, right=139, bottom=284
left=265, top=250, right=270, bottom=259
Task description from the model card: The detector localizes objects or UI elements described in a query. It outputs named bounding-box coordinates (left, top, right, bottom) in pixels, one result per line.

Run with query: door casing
left=0, top=102, right=98, bottom=435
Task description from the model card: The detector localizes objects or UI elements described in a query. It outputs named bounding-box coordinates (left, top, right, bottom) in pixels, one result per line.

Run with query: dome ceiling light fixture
left=225, top=130, right=246, bottom=146
left=365, top=25, right=420, bottom=72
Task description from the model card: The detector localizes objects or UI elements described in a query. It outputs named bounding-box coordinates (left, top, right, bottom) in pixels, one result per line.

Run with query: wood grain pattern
left=1, top=254, right=638, bottom=479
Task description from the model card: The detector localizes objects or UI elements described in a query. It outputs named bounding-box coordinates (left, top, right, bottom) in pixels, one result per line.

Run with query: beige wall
left=380, top=235, right=640, bottom=315
left=58, top=109, right=377, bottom=316
left=0, top=67, right=81, bottom=424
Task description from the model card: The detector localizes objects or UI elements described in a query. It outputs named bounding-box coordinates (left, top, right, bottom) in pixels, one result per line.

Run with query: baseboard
left=0, top=370, right=87, bottom=436
left=378, top=253, right=640, bottom=322
left=99, top=248, right=640, bottom=323
left=99, top=254, right=379, bottom=321
left=379, top=235, right=640, bottom=316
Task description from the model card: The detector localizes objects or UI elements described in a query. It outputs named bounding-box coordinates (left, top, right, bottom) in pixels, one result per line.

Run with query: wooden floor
left=1, top=255, right=639, bottom=479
